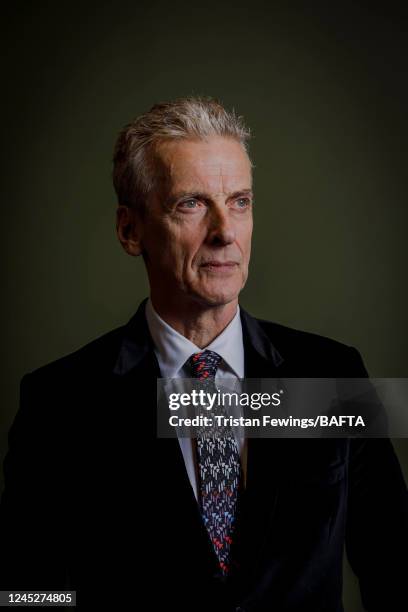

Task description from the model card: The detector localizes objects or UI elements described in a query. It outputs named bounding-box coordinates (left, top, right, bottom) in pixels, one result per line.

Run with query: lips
left=199, top=261, right=239, bottom=274
left=200, top=261, right=238, bottom=267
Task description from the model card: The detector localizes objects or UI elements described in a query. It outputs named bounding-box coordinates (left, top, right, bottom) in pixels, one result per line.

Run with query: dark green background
left=1, top=3, right=407, bottom=610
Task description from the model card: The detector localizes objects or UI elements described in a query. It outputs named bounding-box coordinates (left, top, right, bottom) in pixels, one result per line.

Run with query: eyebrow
left=167, top=189, right=254, bottom=205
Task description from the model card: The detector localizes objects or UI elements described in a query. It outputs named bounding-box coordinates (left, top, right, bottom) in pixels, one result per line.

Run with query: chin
left=190, top=281, right=242, bottom=308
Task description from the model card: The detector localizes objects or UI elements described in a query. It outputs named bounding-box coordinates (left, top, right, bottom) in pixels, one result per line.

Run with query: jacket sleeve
left=345, top=348, right=408, bottom=610
left=0, top=373, right=70, bottom=590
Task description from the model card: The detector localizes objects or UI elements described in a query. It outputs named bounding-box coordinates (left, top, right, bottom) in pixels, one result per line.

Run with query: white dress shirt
left=145, top=298, right=246, bottom=500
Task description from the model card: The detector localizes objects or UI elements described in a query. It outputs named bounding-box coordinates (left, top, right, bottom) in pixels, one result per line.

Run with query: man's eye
left=236, top=198, right=251, bottom=208
left=179, top=199, right=200, bottom=209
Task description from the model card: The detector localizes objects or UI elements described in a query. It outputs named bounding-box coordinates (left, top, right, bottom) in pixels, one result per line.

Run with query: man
left=1, top=97, right=407, bottom=611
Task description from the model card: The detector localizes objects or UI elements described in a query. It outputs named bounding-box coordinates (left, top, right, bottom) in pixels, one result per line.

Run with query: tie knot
left=186, top=350, right=222, bottom=380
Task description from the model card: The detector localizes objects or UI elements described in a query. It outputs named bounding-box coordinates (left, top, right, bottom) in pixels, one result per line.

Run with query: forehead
left=155, top=136, right=252, bottom=193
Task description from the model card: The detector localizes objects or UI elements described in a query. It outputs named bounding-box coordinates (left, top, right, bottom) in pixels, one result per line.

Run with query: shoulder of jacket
left=254, top=317, right=354, bottom=355
left=21, top=325, right=126, bottom=386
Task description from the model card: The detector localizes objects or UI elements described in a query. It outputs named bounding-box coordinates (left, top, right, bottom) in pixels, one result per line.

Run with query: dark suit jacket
left=1, top=300, right=407, bottom=611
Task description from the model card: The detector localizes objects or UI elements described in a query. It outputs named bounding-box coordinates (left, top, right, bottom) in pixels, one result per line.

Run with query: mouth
left=200, top=261, right=239, bottom=273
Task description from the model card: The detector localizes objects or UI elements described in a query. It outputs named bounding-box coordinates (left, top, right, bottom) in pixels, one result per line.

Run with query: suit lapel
left=237, top=307, right=284, bottom=573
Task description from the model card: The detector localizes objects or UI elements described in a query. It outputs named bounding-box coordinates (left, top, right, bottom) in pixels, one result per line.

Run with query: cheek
left=146, top=217, right=205, bottom=271
left=238, top=226, right=253, bottom=260
left=177, top=229, right=205, bottom=268
left=145, top=222, right=184, bottom=263
left=160, top=237, right=199, bottom=274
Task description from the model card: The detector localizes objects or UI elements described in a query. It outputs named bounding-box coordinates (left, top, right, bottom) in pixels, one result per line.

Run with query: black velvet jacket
left=1, top=300, right=407, bottom=611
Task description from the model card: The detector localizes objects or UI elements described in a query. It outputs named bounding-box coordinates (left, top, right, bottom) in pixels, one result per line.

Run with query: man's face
left=138, top=136, right=253, bottom=309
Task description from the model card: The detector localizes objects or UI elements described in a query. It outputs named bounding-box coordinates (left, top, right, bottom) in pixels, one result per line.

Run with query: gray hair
left=112, top=96, right=251, bottom=213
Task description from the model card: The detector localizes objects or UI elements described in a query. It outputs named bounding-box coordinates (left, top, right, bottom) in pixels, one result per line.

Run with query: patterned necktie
left=187, top=350, right=242, bottom=576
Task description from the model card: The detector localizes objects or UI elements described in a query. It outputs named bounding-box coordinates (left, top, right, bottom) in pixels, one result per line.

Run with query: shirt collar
left=145, top=298, right=244, bottom=378
left=113, top=298, right=284, bottom=377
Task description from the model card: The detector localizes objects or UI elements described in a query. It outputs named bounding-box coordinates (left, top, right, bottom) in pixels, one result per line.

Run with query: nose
left=206, top=206, right=236, bottom=246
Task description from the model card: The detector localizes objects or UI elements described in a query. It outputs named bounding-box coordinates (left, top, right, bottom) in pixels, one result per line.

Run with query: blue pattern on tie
left=187, top=350, right=241, bottom=575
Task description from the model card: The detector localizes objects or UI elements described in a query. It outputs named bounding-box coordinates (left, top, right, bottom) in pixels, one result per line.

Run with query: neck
left=150, top=294, right=238, bottom=348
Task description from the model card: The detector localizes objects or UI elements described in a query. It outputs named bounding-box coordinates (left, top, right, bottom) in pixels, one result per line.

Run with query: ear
left=116, top=205, right=143, bottom=256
